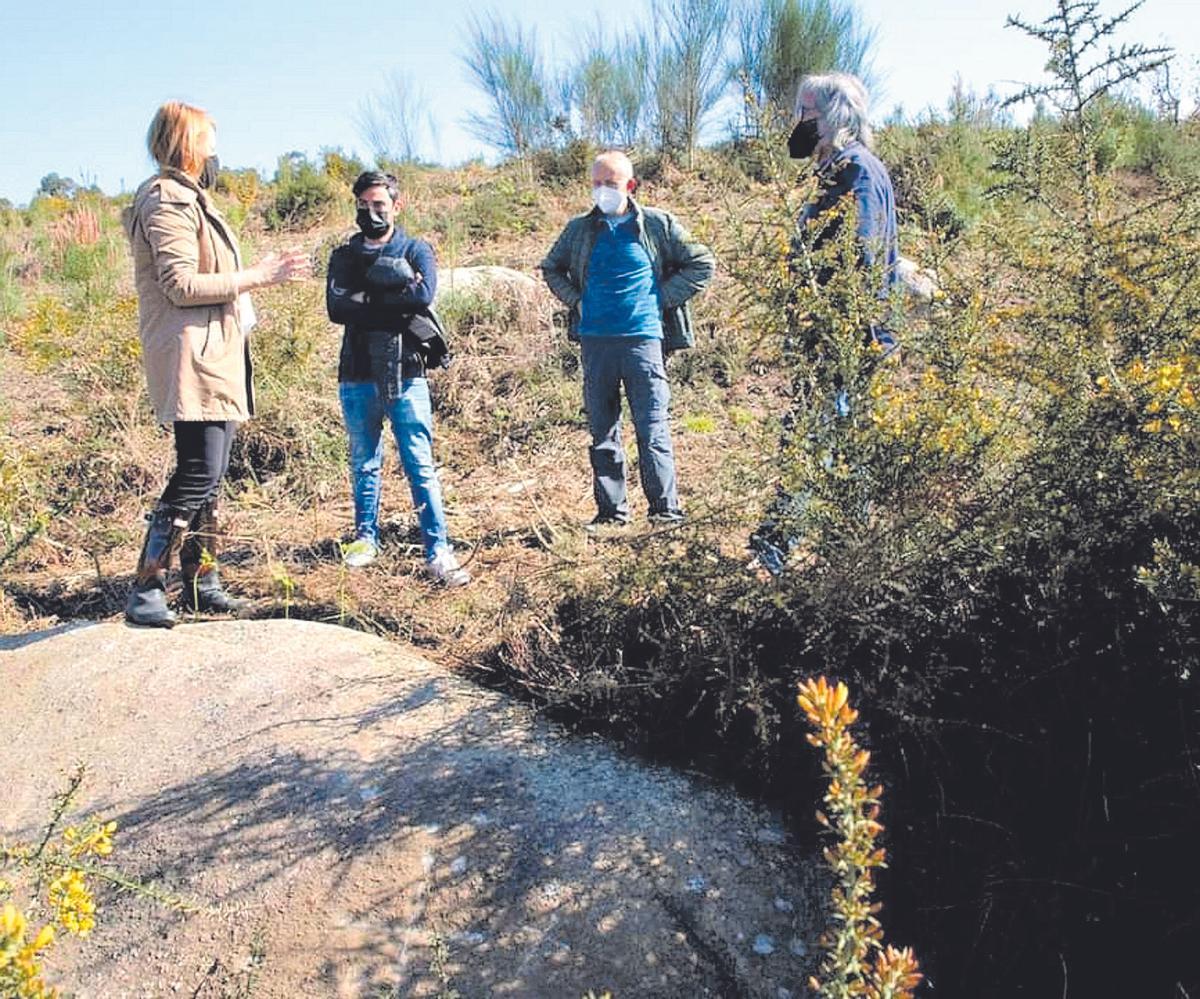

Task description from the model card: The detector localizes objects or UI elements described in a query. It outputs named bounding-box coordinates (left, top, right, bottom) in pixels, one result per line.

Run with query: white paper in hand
left=238, top=293, right=257, bottom=333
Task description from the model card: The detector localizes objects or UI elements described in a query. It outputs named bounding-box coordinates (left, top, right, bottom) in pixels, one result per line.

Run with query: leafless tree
left=355, top=72, right=434, bottom=164
left=461, top=13, right=553, bottom=159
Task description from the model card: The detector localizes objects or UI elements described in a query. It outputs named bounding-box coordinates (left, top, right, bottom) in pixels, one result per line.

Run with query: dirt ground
left=1, top=619, right=823, bottom=998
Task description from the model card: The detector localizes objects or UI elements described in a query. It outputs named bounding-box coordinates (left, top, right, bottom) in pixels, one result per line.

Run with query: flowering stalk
left=797, top=676, right=922, bottom=999
left=1, top=767, right=192, bottom=996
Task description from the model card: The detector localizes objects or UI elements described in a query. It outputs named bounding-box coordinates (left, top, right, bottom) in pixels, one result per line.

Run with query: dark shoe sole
left=125, top=613, right=176, bottom=629
left=181, top=583, right=249, bottom=615
left=585, top=518, right=630, bottom=533
left=181, top=598, right=248, bottom=615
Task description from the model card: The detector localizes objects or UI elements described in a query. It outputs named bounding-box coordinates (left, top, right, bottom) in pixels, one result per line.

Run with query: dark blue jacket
left=327, top=228, right=437, bottom=383
left=799, top=142, right=898, bottom=297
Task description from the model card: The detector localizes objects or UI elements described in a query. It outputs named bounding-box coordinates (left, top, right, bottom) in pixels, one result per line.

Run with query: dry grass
left=0, top=156, right=787, bottom=672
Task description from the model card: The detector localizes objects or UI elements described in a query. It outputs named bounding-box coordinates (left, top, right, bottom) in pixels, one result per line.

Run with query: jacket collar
left=589, top=195, right=645, bottom=237
left=157, top=167, right=209, bottom=206
left=156, top=168, right=239, bottom=265
left=353, top=225, right=408, bottom=252
left=817, top=141, right=865, bottom=178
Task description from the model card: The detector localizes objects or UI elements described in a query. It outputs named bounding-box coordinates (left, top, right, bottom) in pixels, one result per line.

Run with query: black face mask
left=356, top=207, right=391, bottom=239
left=198, top=155, right=220, bottom=190
left=787, top=119, right=820, bottom=159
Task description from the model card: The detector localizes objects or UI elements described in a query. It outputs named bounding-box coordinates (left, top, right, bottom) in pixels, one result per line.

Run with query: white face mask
left=592, top=185, right=627, bottom=215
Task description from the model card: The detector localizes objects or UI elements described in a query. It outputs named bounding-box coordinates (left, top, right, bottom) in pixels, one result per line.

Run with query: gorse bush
left=214, top=166, right=261, bottom=232
left=264, top=153, right=340, bottom=232
left=798, top=677, right=922, bottom=999
left=484, top=4, right=1200, bottom=996
left=318, top=147, right=368, bottom=188
left=0, top=766, right=192, bottom=998
left=11, top=294, right=141, bottom=395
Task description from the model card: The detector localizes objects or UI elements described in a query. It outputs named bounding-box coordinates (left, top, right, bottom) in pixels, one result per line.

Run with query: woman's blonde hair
left=146, top=101, right=213, bottom=175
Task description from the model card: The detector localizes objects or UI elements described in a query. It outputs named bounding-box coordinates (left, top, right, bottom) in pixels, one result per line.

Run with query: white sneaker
left=342, top=538, right=378, bottom=568
left=426, top=548, right=470, bottom=587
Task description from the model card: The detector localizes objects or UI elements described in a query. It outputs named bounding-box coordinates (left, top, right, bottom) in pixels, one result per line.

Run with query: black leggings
left=159, top=421, right=237, bottom=515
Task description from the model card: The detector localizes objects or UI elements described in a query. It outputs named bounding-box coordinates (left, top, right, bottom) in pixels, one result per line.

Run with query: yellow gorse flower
left=1, top=903, right=57, bottom=998
left=47, top=871, right=95, bottom=937
left=798, top=677, right=922, bottom=999
left=1, top=903, right=28, bottom=967
left=62, top=821, right=117, bottom=860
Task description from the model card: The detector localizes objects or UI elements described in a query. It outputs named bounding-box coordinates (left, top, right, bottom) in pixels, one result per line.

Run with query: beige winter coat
left=124, top=169, right=254, bottom=423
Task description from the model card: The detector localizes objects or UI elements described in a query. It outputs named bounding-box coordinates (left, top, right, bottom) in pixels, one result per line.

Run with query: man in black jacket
left=326, top=171, right=467, bottom=585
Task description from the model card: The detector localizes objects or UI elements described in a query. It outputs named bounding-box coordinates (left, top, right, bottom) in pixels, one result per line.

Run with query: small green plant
left=334, top=544, right=352, bottom=626
left=271, top=562, right=296, bottom=618
left=231, top=928, right=267, bottom=998
left=436, top=287, right=509, bottom=333
left=187, top=546, right=218, bottom=619
left=681, top=412, right=718, bottom=433
left=429, top=932, right=461, bottom=999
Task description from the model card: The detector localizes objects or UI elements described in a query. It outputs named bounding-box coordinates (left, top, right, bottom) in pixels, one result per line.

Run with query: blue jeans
left=339, top=379, right=449, bottom=561
left=581, top=335, right=679, bottom=518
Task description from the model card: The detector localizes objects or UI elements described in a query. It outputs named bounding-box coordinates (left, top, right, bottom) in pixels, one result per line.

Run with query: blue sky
left=0, top=0, right=1195, bottom=204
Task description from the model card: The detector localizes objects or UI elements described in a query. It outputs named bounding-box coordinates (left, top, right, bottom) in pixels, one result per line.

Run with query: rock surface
left=1, top=620, right=823, bottom=997
left=437, top=265, right=540, bottom=298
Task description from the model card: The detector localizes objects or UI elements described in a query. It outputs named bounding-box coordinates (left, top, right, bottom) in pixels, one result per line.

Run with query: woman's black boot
left=125, top=506, right=189, bottom=628
left=180, top=498, right=248, bottom=614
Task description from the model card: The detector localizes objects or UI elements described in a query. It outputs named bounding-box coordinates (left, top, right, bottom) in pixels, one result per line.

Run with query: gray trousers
left=581, top=335, right=679, bottom=518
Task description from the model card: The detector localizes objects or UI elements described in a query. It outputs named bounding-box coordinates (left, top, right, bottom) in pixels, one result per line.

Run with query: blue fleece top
left=800, top=142, right=898, bottom=297
left=578, top=213, right=663, bottom=339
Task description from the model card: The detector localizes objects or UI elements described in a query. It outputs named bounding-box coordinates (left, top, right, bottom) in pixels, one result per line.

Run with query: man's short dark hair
left=352, top=170, right=400, bottom=200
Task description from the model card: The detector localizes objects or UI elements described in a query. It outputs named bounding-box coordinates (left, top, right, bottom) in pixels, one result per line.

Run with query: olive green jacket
left=540, top=198, right=715, bottom=351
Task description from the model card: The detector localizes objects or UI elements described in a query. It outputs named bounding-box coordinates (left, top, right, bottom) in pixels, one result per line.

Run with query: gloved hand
left=365, top=255, right=417, bottom=289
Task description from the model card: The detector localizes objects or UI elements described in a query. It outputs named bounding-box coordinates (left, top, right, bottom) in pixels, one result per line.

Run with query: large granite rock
left=1, top=620, right=822, bottom=997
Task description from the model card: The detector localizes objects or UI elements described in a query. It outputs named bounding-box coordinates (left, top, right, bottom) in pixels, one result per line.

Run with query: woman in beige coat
left=124, top=100, right=309, bottom=627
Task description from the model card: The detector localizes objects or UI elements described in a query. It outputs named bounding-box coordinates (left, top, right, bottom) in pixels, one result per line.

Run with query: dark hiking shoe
left=585, top=513, right=630, bottom=534
left=180, top=568, right=249, bottom=614
left=126, top=580, right=177, bottom=628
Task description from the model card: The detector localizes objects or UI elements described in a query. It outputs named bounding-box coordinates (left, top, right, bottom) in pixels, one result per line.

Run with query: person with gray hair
left=749, top=73, right=900, bottom=575
left=788, top=71, right=898, bottom=299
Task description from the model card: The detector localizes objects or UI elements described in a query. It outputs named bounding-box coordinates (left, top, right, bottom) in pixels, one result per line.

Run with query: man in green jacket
left=541, top=150, right=715, bottom=527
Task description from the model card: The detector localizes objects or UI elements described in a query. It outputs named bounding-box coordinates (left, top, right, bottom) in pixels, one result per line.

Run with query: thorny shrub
left=485, top=4, right=1200, bottom=995
left=798, top=677, right=922, bottom=999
